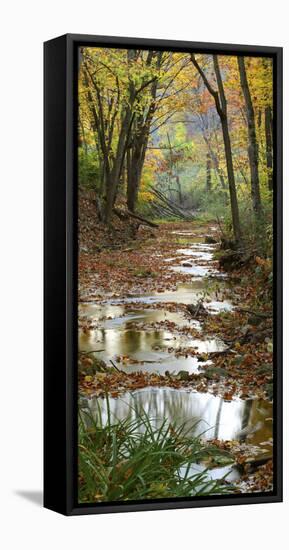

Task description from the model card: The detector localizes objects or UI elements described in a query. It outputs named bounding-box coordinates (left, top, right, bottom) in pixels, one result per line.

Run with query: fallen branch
left=127, top=210, right=158, bottom=228
left=149, top=186, right=194, bottom=221
left=113, top=207, right=158, bottom=228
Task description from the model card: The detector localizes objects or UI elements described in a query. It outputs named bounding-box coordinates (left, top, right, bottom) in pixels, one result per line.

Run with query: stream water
left=79, top=230, right=273, bottom=482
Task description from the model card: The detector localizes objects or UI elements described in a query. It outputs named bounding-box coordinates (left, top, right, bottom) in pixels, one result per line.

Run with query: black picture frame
left=44, top=34, right=283, bottom=516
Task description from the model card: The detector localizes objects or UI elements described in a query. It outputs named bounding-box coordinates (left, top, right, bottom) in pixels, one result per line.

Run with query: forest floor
left=78, top=194, right=274, bottom=494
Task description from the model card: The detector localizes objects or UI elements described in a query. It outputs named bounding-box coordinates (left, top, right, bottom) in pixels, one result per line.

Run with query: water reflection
left=79, top=321, right=226, bottom=374
left=170, top=264, right=218, bottom=277
left=176, top=247, right=214, bottom=261
left=81, top=279, right=232, bottom=308
left=79, top=305, right=196, bottom=328
left=179, top=462, right=240, bottom=483
left=84, top=388, right=272, bottom=448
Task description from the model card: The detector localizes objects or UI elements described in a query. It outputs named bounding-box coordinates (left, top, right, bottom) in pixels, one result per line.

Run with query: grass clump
left=78, top=397, right=234, bottom=503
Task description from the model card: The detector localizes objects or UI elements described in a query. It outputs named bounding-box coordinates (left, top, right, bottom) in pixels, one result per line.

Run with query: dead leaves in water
left=78, top=219, right=273, bottom=401
left=79, top=368, right=232, bottom=399
left=79, top=370, right=198, bottom=398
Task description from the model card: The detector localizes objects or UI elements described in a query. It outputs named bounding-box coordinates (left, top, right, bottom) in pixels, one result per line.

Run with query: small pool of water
left=79, top=323, right=227, bottom=374
left=82, top=387, right=273, bottom=452
left=176, top=246, right=214, bottom=262
left=170, top=264, right=223, bottom=278
left=96, top=280, right=231, bottom=308
left=80, top=388, right=272, bottom=485
left=79, top=304, right=195, bottom=328
left=179, top=462, right=240, bottom=483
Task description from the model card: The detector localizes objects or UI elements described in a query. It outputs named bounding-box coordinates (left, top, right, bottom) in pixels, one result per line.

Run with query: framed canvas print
left=44, top=34, right=282, bottom=515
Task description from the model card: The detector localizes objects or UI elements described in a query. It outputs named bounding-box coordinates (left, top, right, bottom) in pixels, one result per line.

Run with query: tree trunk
left=79, top=116, right=88, bottom=154
left=104, top=105, right=134, bottom=223
left=190, top=54, right=242, bottom=246
left=206, top=152, right=212, bottom=192
left=265, top=106, right=273, bottom=191
left=175, top=175, right=183, bottom=204
left=238, top=56, right=262, bottom=216
left=83, top=57, right=136, bottom=225
left=207, top=143, right=226, bottom=188
left=126, top=139, right=147, bottom=212
left=213, top=55, right=242, bottom=245
left=201, top=130, right=226, bottom=189
left=220, top=115, right=242, bottom=245
left=126, top=51, right=163, bottom=213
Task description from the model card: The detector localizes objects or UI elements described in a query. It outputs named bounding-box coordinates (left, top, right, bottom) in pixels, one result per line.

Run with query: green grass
left=78, top=397, right=234, bottom=503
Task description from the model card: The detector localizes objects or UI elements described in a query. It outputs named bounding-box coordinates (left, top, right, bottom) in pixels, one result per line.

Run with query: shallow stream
left=79, top=230, right=273, bottom=482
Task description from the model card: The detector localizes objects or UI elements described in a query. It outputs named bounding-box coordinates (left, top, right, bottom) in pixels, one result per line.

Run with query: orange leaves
left=79, top=370, right=199, bottom=399
left=255, top=255, right=267, bottom=267
left=223, top=392, right=233, bottom=402
left=242, top=354, right=255, bottom=367
left=82, top=357, right=94, bottom=367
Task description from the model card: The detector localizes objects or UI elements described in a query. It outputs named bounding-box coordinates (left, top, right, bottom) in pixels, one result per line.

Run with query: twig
left=110, top=359, right=122, bottom=373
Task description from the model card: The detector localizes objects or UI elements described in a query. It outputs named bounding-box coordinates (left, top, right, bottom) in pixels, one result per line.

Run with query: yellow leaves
left=267, top=341, right=273, bottom=353
left=93, top=493, right=103, bottom=501
left=138, top=190, right=154, bottom=203
left=94, top=373, right=107, bottom=380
